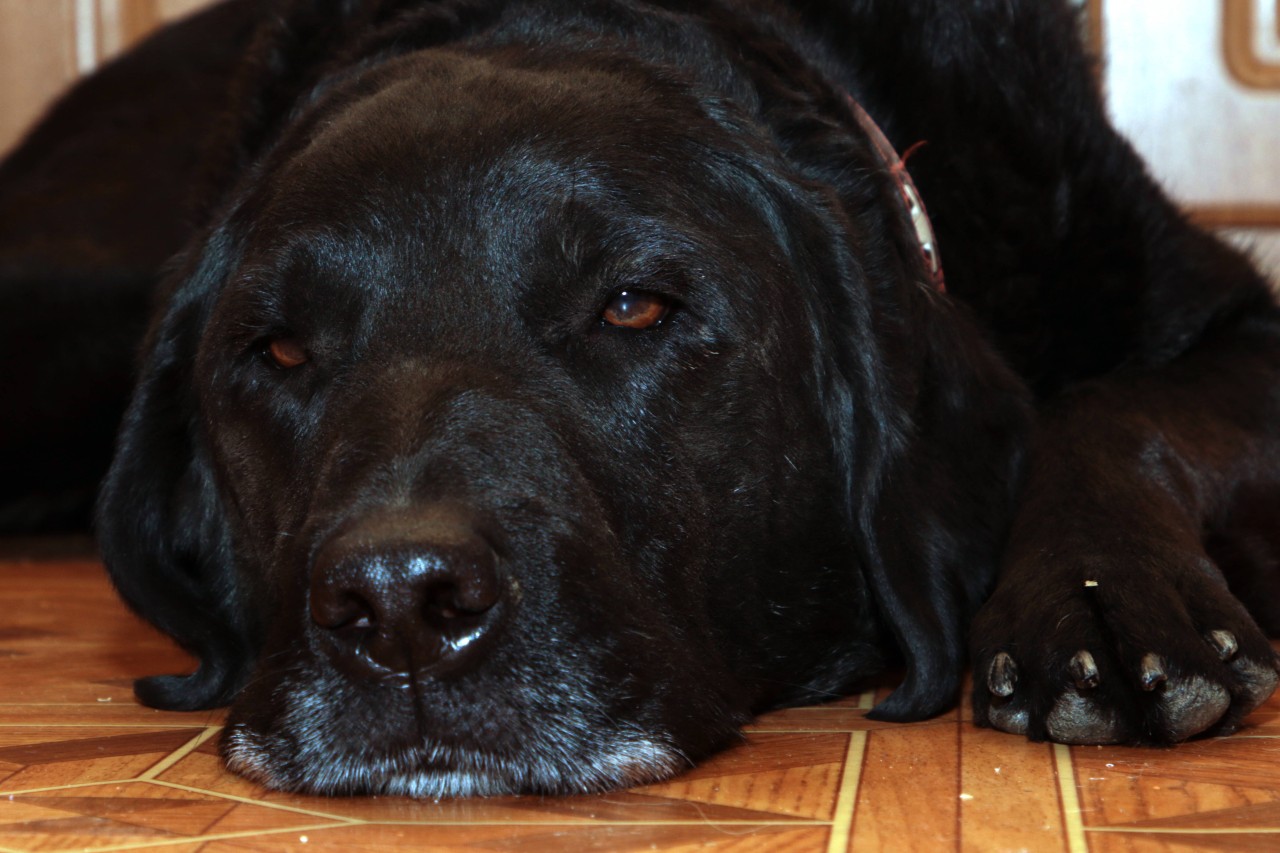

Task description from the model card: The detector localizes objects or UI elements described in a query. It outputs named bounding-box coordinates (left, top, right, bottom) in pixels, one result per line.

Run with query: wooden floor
left=0, top=556, right=1277, bottom=852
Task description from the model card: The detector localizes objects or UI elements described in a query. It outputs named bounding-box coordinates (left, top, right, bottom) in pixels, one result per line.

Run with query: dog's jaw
left=221, top=718, right=686, bottom=797
left=217, top=652, right=706, bottom=797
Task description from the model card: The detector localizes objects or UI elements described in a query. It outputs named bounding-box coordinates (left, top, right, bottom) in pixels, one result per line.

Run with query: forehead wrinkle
left=239, top=223, right=400, bottom=301
left=460, top=144, right=606, bottom=293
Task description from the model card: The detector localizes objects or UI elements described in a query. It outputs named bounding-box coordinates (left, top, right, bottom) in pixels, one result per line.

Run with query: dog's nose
left=309, top=509, right=506, bottom=680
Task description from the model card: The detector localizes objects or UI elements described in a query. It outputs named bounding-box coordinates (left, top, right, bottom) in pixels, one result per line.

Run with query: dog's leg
left=971, top=324, right=1280, bottom=742
left=798, top=0, right=1280, bottom=738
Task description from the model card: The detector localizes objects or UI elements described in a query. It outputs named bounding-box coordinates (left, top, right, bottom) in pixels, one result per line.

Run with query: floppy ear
left=710, top=17, right=1032, bottom=720
left=790, top=182, right=1029, bottom=721
left=96, top=232, right=256, bottom=711
left=812, top=128, right=1030, bottom=721
left=851, top=295, right=1031, bottom=721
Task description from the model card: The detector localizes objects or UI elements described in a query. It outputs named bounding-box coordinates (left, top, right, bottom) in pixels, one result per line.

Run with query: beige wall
left=1096, top=0, right=1280, bottom=280
left=0, top=0, right=215, bottom=157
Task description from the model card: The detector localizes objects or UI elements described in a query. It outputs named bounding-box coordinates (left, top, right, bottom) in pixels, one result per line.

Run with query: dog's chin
left=221, top=717, right=687, bottom=798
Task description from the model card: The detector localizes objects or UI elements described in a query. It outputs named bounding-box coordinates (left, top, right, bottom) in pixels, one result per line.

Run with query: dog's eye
left=265, top=337, right=309, bottom=369
left=602, top=290, right=671, bottom=329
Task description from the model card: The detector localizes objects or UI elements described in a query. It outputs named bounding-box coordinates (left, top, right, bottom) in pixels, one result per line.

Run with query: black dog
left=2, top=0, right=1278, bottom=797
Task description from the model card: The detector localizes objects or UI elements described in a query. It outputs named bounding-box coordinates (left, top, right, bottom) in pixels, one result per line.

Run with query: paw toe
left=1045, top=692, right=1122, bottom=744
left=1233, top=657, right=1280, bottom=716
left=1159, top=675, right=1230, bottom=741
left=987, top=700, right=1029, bottom=735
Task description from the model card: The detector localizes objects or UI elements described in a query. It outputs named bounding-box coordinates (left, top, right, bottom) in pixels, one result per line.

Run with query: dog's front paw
left=971, top=557, right=1279, bottom=745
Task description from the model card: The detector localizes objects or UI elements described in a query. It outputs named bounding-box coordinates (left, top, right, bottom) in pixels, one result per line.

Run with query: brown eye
left=602, top=290, right=671, bottom=329
left=266, top=337, right=308, bottom=369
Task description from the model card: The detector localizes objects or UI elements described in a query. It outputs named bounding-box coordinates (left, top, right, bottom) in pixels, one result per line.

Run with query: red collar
left=845, top=97, right=946, bottom=293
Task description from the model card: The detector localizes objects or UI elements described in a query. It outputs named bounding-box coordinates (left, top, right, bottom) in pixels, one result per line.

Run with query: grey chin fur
left=221, top=720, right=685, bottom=798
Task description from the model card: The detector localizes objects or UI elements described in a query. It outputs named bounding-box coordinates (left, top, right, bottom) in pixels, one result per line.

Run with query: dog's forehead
left=255, top=50, right=715, bottom=234
left=223, top=48, right=786, bottom=327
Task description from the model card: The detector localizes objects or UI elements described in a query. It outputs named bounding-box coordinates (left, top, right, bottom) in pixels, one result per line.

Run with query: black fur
left=2, top=0, right=1278, bottom=796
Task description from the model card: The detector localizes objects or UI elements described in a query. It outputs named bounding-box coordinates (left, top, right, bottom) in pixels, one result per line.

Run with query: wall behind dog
left=0, top=0, right=1277, bottom=283
left=1095, top=0, right=1280, bottom=284
left=0, top=0, right=211, bottom=157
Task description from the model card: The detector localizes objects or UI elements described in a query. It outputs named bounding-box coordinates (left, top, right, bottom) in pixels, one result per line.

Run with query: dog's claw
left=986, top=653, right=1026, bottom=734
left=988, top=652, right=1017, bottom=697
left=1207, top=629, right=1238, bottom=661
left=1140, top=653, right=1167, bottom=691
left=1068, top=650, right=1099, bottom=689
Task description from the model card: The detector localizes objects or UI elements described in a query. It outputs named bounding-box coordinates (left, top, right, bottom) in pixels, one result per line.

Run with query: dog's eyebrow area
left=208, top=57, right=790, bottom=357
left=218, top=189, right=737, bottom=351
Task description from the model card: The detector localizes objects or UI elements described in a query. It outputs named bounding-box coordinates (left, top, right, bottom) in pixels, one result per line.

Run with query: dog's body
left=2, top=0, right=1279, bottom=796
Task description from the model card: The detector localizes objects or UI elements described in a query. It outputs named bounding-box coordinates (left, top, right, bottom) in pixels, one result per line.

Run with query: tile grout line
left=1086, top=827, right=1280, bottom=835
left=2, top=779, right=140, bottom=797
left=149, top=778, right=835, bottom=828
left=46, top=821, right=343, bottom=853
left=0, top=724, right=211, bottom=729
left=138, top=726, right=221, bottom=781
left=145, top=778, right=365, bottom=823
left=824, top=733, right=869, bottom=853
left=1053, top=743, right=1089, bottom=853
left=370, top=819, right=833, bottom=827
left=44, top=817, right=848, bottom=853
left=825, top=689, right=875, bottom=853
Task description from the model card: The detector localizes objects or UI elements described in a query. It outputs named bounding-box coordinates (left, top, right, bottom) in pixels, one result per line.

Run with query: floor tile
left=0, top=557, right=1278, bottom=852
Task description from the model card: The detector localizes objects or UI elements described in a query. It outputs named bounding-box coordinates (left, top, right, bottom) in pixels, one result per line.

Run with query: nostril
left=309, top=587, right=389, bottom=669
left=425, top=566, right=499, bottom=613
left=423, top=575, right=500, bottom=636
left=311, top=590, right=377, bottom=633
left=426, top=584, right=464, bottom=621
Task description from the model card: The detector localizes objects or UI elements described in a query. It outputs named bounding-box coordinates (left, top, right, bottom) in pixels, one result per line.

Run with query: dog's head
left=98, top=3, right=1027, bottom=796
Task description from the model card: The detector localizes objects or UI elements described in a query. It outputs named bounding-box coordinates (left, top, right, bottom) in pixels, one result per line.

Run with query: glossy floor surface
left=0, top=555, right=1277, bottom=852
